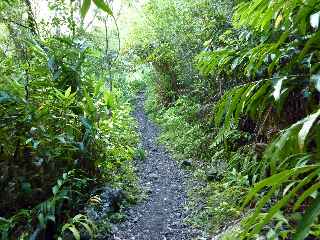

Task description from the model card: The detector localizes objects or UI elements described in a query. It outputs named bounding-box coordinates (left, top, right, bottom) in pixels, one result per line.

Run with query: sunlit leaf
left=310, top=12, right=320, bottom=29
left=65, top=87, right=72, bottom=98
left=298, top=109, right=320, bottom=150
left=92, top=0, right=113, bottom=15
left=294, top=195, right=320, bottom=240
left=311, top=74, right=320, bottom=92
left=272, top=77, right=285, bottom=101
left=81, top=0, right=91, bottom=18
left=62, top=224, right=80, bottom=240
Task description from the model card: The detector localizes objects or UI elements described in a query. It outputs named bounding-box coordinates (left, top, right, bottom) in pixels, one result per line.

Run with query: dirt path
left=109, top=93, right=201, bottom=240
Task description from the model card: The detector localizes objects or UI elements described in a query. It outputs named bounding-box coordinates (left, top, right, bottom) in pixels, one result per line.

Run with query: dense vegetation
left=1, top=0, right=320, bottom=239
left=0, top=0, right=139, bottom=239
left=128, top=0, right=320, bottom=239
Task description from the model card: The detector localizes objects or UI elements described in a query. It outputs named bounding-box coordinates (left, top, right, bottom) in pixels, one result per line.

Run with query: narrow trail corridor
left=110, top=93, right=201, bottom=240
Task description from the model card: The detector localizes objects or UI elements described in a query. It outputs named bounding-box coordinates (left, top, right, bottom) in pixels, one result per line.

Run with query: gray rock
left=85, top=186, right=127, bottom=222
left=149, top=173, right=158, bottom=179
left=206, top=169, right=223, bottom=182
left=181, top=159, right=192, bottom=167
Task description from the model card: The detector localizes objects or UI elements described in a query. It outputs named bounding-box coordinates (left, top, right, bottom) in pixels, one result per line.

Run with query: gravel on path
left=109, top=93, right=202, bottom=240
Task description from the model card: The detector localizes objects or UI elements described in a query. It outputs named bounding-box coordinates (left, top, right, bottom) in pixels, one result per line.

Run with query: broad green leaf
left=251, top=167, right=320, bottom=235
left=63, top=173, right=67, bottom=180
left=297, top=31, right=320, bottom=63
left=298, top=109, right=320, bottom=150
left=52, top=185, right=59, bottom=195
left=38, top=213, right=45, bottom=227
left=272, top=77, right=285, bottom=101
left=242, top=165, right=319, bottom=207
left=54, top=88, right=65, bottom=100
left=293, top=194, right=320, bottom=240
left=310, top=12, right=320, bottom=29
left=311, top=74, right=320, bottom=92
left=81, top=0, right=91, bottom=18
left=47, top=215, right=55, bottom=223
left=244, top=184, right=279, bottom=231
left=83, top=89, right=95, bottom=114
left=80, top=116, right=93, bottom=130
left=65, top=87, right=72, bottom=98
left=294, top=181, right=320, bottom=211
left=275, top=14, right=283, bottom=28
left=245, top=80, right=271, bottom=118
left=78, top=222, right=94, bottom=237
left=24, top=39, right=47, bottom=59
left=282, top=181, right=296, bottom=196
left=69, top=226, right=81, bottom=240
left=92, top=0, right=113, bottom=15
left=234, top=82, right=257, bottom=122
left=242, top=170, right=291, bottom=207
left=0, top=217, right=9, bottom=223
left=63, top=224, right=80, bottom=240
left=57, top=179, right=63, bottom=187
left=73, top=214, right=85, bottom=221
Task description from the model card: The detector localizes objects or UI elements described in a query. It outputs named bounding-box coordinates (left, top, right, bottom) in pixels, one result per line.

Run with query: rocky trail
left=109, top=93, right=202, bottom=240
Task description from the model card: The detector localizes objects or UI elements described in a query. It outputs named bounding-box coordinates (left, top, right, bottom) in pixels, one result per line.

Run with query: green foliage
left=81, top=0, right=113, bottom=18
left=3, top=0, right=320, bottom=238
left=0, top=170, right=92, bottom=239
left=127, top=0, right=234, bottom=103
left=60, top=214, right=97, bottom=240
left=0, top=210, right=31, bottom=240
left=134, top=147, right=146, bottom=161
left=134, top=0, right=320, bottom=238
left=194, top=0, right=320, bottom=238
left=146, top=90, right=208, bottom=160
left=189, top=167, right=248, bottom=234
left=0, top=1, right=139, bottom=239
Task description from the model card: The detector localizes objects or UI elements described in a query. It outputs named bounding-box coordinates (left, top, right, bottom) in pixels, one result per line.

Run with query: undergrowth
left=0, top=94, right=140, bottom=239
